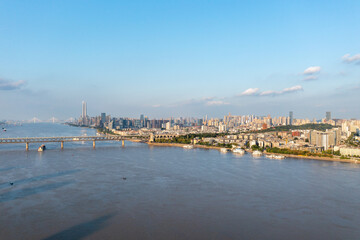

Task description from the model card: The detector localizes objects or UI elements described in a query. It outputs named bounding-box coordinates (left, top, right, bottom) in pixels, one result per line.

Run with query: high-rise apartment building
left=310, top=128, right=341, bottom=150
left=289, top=111, right=293, bottom=125
left=326, top=112, right=331, bottom=121
left=165, top=121, right=171, bottom=130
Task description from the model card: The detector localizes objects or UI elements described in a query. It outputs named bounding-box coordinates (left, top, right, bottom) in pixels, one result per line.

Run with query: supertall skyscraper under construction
left=82, top=101, right=87, bottom=119
left=81, top=101, right=88, bottom=125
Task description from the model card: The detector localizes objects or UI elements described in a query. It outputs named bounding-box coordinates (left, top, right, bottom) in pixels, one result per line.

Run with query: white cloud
left=259, top=90, right=276, bottom=96
left=151, top=97, right=229, bottom=108
left=239, top=88, right=259, bottom=96
left=303, top=66, right=321, bottom=75
left=0, top=79, right=26, bottom=90
left=205, top=100, right=229, bottom=106
left=282, top=85, right=303, bottom=93
left=259, top=85, right=303, bottom=96
left=342, top=53, right=360, bottom=64
left=201, top=96, right=216, bottom=101
left=303, top=76, right=318, bottom=81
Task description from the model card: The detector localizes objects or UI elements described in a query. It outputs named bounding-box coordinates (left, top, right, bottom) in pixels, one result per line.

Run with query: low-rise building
left=339, top=147, right=360, bottom=157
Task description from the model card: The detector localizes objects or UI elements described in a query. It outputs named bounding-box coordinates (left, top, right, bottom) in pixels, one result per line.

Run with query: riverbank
left=261, top=151, right=357, bottom=164
left=148, top=142, right=224, bottom=150
left=148, top=142, right=359, bottom=164
left=67, top=124, right=358, bottom=164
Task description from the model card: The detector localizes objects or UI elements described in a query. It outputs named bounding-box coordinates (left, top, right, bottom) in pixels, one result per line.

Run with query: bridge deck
left=0, top=136, right=130, bottom=144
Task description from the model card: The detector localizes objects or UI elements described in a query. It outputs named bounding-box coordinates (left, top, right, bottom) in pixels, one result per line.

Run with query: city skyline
left=0, top=100, right=354, bottom=123
left=77, top=101, right=338, bottom=127
left=0, top=1, right=360, bottom=120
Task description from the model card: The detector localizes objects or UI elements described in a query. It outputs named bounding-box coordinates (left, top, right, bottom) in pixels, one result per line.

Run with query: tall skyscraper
left=82, top=101, right=87, bottom=118
left=101, top=113, right=106, bottom=124
left=289, top=111, right=293, bottom=125
left=326, top=112, right=331, bottom=121
left=140, top=114, right=144, bottom=128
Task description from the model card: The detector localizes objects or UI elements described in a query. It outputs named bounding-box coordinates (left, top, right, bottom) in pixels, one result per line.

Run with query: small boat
left=266, top=154, right=285, bottom=159
left=38, top=144, right=46, bottom=152
left=183, top=145, right=194, bottom=149
left=252, top=150, right=262, bottom=156
left=232, top=147, right=245, bottom=154
left=220, top=148, right=228, bottom=153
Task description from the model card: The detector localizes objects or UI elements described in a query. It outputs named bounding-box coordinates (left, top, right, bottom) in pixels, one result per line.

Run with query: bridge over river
left=0, top=135, right=147, bottom=150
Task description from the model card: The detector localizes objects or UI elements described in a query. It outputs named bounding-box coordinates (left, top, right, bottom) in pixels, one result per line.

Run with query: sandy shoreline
left=147, top=142, right=359, bottom=164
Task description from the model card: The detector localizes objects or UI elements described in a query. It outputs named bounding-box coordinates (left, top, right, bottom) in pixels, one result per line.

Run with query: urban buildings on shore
left=73, top=102, right=360, bottom=157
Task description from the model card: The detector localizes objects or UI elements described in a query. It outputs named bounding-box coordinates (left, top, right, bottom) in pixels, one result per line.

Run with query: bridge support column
left=26, top=142, right=29, bottom=151
left=61, top=141, right=64, bottom=150
left=93, top=140, right=96, bottom=149
left=122, top=140, right=125, bottom=147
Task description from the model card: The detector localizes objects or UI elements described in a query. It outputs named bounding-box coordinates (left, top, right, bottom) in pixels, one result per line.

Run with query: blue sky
left=0, top=0, right=359, bottom=120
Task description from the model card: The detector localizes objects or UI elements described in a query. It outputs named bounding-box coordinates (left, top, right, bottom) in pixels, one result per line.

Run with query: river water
left=0, top=123, right=360, bottom=239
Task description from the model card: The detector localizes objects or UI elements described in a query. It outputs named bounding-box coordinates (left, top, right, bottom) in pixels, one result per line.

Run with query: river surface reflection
left=0, top=123, right=360, bottom=239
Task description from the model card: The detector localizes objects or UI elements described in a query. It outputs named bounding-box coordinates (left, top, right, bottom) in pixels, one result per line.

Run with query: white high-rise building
left=82, top=101, right=87, bottom=118
left=165, top=121, right=171, bottom=130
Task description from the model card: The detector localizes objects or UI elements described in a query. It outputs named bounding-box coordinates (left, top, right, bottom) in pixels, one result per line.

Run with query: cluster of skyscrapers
left=76, top=101, right=336, bottom=132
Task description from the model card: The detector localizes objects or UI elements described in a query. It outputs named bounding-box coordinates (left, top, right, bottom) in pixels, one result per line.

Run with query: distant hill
left=254, top=123, right=335, bottom=133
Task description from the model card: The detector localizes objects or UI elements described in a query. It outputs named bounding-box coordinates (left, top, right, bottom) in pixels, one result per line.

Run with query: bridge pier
left=122, top=140, right=125, bottom=147
left=93, top=140, right=96, bottom=149
left=61, top=141, right=64, bottom=150
left=26, top=142, right=29, bottom=151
